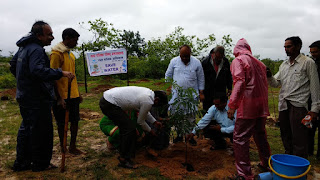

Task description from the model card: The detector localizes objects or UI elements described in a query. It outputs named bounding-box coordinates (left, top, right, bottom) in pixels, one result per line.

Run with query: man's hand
left=227, top=108, right=236, bottom=120
left=79, top=94, right=83, bottom=103
left=62, top=71, right=75, bottom=80
left=149, top=129, right=158, bottom=137
left=199, top=90, right=205, bottom=102
left=153, top=121, right=162, bottom=129
left=209, top=124, right=221, bottom=131
left=266, top=67, right=272, bottom=78
left=57, top=98, right=66, bottom=109
left=227, top=89, right=232, bottom=97
left=186, top=133, right=194, bottom=141
left=308, top=111, right=318, bottom=122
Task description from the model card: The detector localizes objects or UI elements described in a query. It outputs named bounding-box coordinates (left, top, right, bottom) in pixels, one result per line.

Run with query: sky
left=1, top=0, right=319, bottom=60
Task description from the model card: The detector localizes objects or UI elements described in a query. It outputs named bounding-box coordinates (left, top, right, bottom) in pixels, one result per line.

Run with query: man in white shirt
left=165, top=45, right=205, bottom=145
left=99, top=86, right=167, bottom=169
left=267, top=36, right=320, bottom=158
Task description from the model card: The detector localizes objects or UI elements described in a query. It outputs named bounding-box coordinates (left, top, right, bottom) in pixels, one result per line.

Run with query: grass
left=1, top=77, right=320, bottom=179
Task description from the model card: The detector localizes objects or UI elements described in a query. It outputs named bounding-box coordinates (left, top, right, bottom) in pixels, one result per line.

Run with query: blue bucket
left=269, top=154, right=310, bottom=180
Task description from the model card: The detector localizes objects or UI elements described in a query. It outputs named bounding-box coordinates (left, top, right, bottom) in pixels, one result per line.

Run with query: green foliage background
left=0, top=18, right=284, bottom=88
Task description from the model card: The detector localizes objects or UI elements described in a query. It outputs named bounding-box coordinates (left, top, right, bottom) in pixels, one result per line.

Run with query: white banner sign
left=86, top=49, right=127, bottom=76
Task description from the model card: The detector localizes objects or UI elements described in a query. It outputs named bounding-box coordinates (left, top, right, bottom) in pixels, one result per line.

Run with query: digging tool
left=60, top=79, right=72, bottom=172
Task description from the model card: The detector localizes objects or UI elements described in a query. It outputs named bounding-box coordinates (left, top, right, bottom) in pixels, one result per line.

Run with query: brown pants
left=279, top=101, right=308, bottom=158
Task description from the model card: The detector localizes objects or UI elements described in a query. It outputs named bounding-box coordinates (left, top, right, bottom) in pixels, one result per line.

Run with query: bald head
left=179, top=45, right=191, bottom=65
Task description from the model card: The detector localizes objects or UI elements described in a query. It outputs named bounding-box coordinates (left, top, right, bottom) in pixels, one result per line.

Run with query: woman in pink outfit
left=227, top=38, right=271, bottom=180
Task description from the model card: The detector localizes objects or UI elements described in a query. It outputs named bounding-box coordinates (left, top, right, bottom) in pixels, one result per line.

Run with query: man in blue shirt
left=165, top=45, right=205, bottom=145
left=187, top=94, right=235, bottom=149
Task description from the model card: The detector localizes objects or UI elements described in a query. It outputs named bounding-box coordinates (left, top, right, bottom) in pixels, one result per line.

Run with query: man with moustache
left=10, top=21, right=74, bottom=172
left=267, top=36, right=320, bottom=158
left=201, top=46, right=232, bottom=111
left=165, top=44, right=205, bottom=145
left=308, top=40, right=320, bottom=159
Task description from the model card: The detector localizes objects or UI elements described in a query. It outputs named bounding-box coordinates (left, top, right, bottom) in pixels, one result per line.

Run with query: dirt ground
left=135, top=138, right=237, bottom=179
left=1, top=86, right=317, bottom=179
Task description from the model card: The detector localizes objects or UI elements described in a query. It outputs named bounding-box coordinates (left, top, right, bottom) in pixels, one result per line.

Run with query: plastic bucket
left=257, top=172, right=273, bottom=180
left=269, top=154, right=311, bottom=180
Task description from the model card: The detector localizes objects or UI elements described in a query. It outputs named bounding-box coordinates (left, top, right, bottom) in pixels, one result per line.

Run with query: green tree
left=78, top=18, right=121, bottom=51
left=261, top=58, right=284, bottom=75
left=113, top=30, right=146, bottom=57
left=218, top=34, right=234, bottom=60
left=144, top=26, right=216, bottom=64
left=77, top=19, right=233, bottom=79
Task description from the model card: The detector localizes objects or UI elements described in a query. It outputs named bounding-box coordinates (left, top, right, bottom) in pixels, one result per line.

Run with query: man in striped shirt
left=267, top=36, right=320, bottom=158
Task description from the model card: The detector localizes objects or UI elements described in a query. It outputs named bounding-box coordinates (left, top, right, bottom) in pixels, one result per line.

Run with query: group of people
left=165, top=40, right=270, bottom=180
left=9, top=20, right=320, bottom=180
left=10, top=21, right=83, bottom=172
left=164, top=37, right=320, bottom=179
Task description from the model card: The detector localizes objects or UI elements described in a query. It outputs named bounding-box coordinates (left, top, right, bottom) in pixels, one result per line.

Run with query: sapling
left=166, top=79, right=201, bottom=171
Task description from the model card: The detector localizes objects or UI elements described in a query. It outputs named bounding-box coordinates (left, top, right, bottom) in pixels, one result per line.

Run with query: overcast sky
left=1, top=0, right=319, bottom=60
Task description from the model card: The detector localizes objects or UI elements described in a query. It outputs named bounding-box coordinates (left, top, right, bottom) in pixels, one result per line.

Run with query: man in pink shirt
left=227, top=38, right=271, bottom=180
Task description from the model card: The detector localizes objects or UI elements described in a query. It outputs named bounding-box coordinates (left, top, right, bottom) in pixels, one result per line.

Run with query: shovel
left=60, top=79, right=72, bottom=172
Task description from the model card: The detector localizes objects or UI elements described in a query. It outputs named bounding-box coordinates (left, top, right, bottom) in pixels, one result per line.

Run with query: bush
left=0, top=74, right=16, bottom=89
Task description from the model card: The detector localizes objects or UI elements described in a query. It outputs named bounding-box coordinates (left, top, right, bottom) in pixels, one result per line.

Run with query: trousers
left=233, top=117, right=271, bottom=180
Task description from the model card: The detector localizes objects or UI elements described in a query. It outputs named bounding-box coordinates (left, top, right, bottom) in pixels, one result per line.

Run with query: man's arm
left=267, top=72, right=281, bottom=88
left=228, top=58, right=245, bottom=111
left=225, top=58, right=233, bottom=92
left=9, top=50, right=20, bottom=77
left=165, top=59, right=174, bottom=80
left=137, top=103, right=154, bottom=132
left=29, top=49, right=65, bottom=81
left=191, top=106, right=216, bottom=134
left=307, top=60, right=320, bottom=114
left=267, top=65, right=282, bottom=88
left=196, top=61, right=205, bottom=91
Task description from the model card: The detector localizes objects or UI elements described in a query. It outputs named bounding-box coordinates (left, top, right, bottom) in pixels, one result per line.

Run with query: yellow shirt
left=50, top=42, right=79, bottom=99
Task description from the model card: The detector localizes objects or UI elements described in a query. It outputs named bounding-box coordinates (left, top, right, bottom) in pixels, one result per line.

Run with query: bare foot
left=69, top=147, right=85, bottom=155
left=107, top=137, right=116, bottom=151
left=146, top=147, right=158, bottom=157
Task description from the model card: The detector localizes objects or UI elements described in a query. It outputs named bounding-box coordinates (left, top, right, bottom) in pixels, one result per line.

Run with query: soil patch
left=80, top=109, right=103, bottom=121
left=153, top=82, right=166, bottom=86
left=89, top=84, right=115, bottom=94
left=129, top=78, right=150, bottom=83
left=135, top=137, right=236, bottom=179
left=0, top=88, right=16, bottom=100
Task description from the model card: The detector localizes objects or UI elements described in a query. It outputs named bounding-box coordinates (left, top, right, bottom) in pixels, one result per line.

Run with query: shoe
left=117, top=157, right=137, bottom=169
left=12, top=163, right=31, bottom=172
left=235, top=175, right=245, bottom=180
left=228, top=174, right=245, bottom=180
left=257, top=163, right=271, bottom=172
left=32, top=163, right=57, bottom=172
left=189, top=137, right=197, bottom=146
left=173, top=136, right=183, bottom=143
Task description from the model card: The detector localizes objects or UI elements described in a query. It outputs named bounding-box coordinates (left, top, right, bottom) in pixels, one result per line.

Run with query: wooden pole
left=82, top=44, right=88, bottom=93
left=60, top=79, right=72, bottom=172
